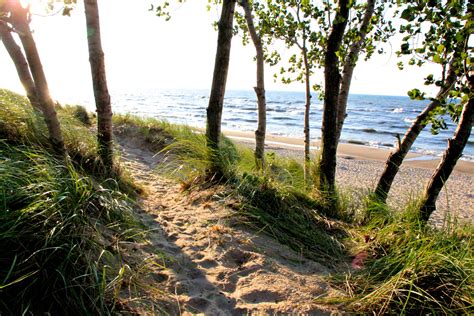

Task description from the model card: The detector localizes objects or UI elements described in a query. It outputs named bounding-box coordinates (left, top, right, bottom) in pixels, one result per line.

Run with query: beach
left=224, top=130, right=474, bottom=226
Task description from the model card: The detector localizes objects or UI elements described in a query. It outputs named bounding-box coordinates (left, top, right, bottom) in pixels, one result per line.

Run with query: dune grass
left=0, top=144, right=140, bottom=313
left=325, top=198, right=474, bottom=314
left=0, top=90, right=145, bottom=314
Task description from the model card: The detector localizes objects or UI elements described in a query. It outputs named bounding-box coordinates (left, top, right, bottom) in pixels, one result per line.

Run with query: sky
left=0, top=0, right=441, bottom=104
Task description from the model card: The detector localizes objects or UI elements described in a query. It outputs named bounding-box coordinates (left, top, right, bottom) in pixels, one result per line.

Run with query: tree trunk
left=0, top=22, right=40, bottom=110
left=241, top=0, right=266, bottom=170
left=206, top=0, right=236, bottom=173
left=374, top=60, right=457, bottom=202
left=84, top=0, right=113, bottom=170
left=9, top=1, right=65, bottom=154
left=419, top=96, right=473, bottom=222
left=303, top=48, right=311, bottom=184
left=335, top=0, right=376, bottom=144
left=319, top=0, right=350, bottom=197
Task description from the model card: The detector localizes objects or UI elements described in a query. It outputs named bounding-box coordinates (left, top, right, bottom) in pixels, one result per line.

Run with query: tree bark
left=0, top=22, right=40, bottom=110
left=335, top=0, right=376, bottom=144
left=241, top=0, right=266, bottom=170
left=206, top=0, right=236, bottom=173
left=319, top=0, right=350, bottom=196
left=303, top=48, right=311, bottom=184
left=8, top=1, right=65, bottom=154
left=84, top=0, right=113, bottom=170
left=374, top=60, right=457, bottom=202
left=419, top=96, right=473, bottom=222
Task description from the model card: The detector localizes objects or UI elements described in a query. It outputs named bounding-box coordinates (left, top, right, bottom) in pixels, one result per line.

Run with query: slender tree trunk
left=9, top=1, right=64, bottom=154
left=335, top=0, right=376, bottom=144
left=241, top=0, right=266, bottom=170
left=206, top=0, right=236, bottom=172
left=0, top=23, right=40, bottom=110
left=419, top=96, right=473, bottom=222
left=374, top=61, right=457, bottom=202
left=84, top=0, right=113, bottom=170
left=319, top=0, right=350, bottom=197
left=303, top=49, right=311, bottom=183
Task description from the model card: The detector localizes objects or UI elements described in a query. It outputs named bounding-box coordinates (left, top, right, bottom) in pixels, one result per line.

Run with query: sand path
left=115, top=134, right=338, bottom=315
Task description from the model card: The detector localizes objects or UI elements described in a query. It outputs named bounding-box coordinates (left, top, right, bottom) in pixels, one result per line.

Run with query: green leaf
left=407, top=88, right=426, bottom=100
left=436, top=44, right=444, bottom=54
left=400, top=8, right=415, bottom=21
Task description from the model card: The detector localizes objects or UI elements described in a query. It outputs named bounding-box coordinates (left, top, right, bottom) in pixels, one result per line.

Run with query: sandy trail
left=115, top=134, right=338, bottom=315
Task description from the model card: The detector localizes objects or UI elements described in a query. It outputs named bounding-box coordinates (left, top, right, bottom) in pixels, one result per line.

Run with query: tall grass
left=0, top=89, right=140, bottom=195
left=0, top=90, right=145, bottom=313
left=0, top=143, right=140, bottom=314
left=330, top=203, right=474, bottom=314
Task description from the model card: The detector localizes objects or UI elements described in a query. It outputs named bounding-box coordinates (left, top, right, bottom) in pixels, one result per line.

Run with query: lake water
left=79, top=88, right=473, bottom=160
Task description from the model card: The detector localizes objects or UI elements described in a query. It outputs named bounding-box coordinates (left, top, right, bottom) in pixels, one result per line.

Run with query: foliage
left=251, top=0, right=394, bottom=91
left=232, top=172, right=348, bottom=266
left=336, top=207, right=474, bottom=314
left=396, top=0, right=472, bottom=134
left=0, top=89, right=139, bottom=194
left=0, top=90, right=144, bottom=314
left=246, top=0, right=323, bottom=87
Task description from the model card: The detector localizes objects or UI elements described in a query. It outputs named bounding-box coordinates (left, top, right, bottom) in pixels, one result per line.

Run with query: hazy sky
left=0, top=0, right=440, bottom=103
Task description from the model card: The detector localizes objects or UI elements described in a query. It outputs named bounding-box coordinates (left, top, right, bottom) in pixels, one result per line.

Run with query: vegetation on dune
left=0, top=90, right=144, bottom=314
left=120, top=111, right=473, bottom=313
left=1, top=89, right=472, bottom=314
left=332, top=206, right=474, bottom=314
left=0, top=0, right=471, bottom=313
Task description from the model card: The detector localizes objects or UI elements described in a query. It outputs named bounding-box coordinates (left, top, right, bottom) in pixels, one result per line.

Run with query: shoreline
left=223, top=130, right=474, bottom=176
left=224, top=130, right=473, bottom=226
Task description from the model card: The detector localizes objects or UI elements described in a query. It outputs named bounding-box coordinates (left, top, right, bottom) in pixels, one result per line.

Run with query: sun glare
left=19, top=0, right=45, bottom=12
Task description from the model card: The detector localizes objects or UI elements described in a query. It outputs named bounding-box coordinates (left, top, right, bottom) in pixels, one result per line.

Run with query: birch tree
left=319, top=0, right=385, bottom=204
left=257, top=0, right=323, bottom=184
left=375, top=0, right=472, bottom=205
left=235, top=0, right=267, bottom=169
left=206, top=0, right=237, bottom=175
left=0, top=0, right=65, bottom=154
left=0, top=22, right=40, bottom=110
left=84, top=0, right=113, bottom=170
left=421, top=96, right=473, bottom=222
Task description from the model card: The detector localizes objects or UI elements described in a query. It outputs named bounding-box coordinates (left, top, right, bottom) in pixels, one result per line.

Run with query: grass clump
left=0, top=90, right=148, bottom=313
left=232, top=172, right=348, bottom=265
left=0, top=89, right=140, bottom=195
left=0, top=143, right=140, bottom=314
left=332, top=208, right=473, bottom=314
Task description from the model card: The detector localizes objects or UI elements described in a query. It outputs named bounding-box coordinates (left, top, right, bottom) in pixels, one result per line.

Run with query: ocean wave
left=267, top=107, right=287, bottom=113
left=347, top=140, right=367, bottom=145
left=272, top=116, right=298, bottom=121
left=404, top=118, right=415, bottom=123
left=228, top=118, right=257, bottom=123
left=362, top=128, right=377, bottom=133
left=391, top=107, right=404, bottom=113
